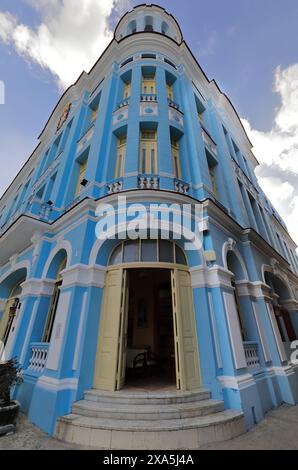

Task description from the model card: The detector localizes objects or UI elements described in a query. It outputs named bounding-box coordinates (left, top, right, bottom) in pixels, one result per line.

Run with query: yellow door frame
left=94, top=262, right=201, bottom=392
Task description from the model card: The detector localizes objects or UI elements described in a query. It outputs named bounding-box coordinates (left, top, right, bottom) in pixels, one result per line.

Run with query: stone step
left=55, top=410, right=245, bottom=449
left=84, top=388, right=211, bottom=405
left=72, top=398, right=224, bottom=420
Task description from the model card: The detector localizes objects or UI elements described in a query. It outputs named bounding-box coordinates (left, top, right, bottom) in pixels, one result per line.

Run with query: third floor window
left=139, top=130, right=157, bottom=174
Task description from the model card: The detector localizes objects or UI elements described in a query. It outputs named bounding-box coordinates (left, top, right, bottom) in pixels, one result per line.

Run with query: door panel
left=171, top=269, right=201, bottom=390
left=0, top=298, right=19, bottom=346
left=116, top=270, right=129, bottom=390
left=94, top=268, right=125, bottom=391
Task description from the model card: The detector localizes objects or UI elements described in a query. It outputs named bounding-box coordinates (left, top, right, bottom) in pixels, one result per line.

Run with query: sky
left=0, top=0, right=298, bottom=245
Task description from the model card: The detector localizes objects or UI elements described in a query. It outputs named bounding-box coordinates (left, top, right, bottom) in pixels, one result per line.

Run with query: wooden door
left=171, top=269, right=201, bottom=390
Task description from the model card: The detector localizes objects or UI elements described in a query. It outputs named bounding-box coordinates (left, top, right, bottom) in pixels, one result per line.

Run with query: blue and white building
left=0, top=4, right=298, bottom=449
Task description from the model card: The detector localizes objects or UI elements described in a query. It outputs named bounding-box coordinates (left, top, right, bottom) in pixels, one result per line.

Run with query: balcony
left=243, top=341, right=260, bottom=370
left=77, top=123, right=95, bottom=154
left=138, top=174, right=159, bottom=190
left=202, top=127, right=217, bottom=158
left=140, top=93, right=157, bottom=102
left=107, top=179, right=123, bottom=194
left=167, top=98, right=180, bottom=111
left=28, top=342, right=49, bottom=373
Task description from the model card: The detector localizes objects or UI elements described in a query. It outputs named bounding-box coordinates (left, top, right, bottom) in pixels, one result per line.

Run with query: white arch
left=41, top=239, right=72, bottom=278
left=0, top=260, right=30, bottom=286
left=89, top=221, right=205, bottom=267
left=261, top=263, right=295, bottom=300
left=222, top=239, right=249, bottom=280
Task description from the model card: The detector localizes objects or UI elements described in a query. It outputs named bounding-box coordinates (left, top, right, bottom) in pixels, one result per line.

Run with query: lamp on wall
left=46, top=200, right=53, bottom=206
left=80, top=178, right=88, bottom=187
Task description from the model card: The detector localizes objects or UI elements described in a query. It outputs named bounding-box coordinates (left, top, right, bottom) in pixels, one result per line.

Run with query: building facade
left=0, top=4, right=298, bottom=449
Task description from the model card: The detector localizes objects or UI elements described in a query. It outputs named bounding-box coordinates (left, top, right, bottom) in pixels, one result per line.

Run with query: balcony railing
left=138, top=174, right=159, bottom=190
left=117, top=97, right=130, bottom=109
left=174, top=179, right=190, bottom=195
left=28, top=342, right=49, bottom=373
left=107, top=179, right=123, bottom=194
left=243, top=341, right=260, bottom=370
left=167, top=98, right=180, bottom=111
left=202, top=127, right=217, bottom=157
left=140, top=93, right=157, bottom=102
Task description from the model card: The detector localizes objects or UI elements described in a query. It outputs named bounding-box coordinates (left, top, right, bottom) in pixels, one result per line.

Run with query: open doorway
left=125, top=268, right=176, bottom=389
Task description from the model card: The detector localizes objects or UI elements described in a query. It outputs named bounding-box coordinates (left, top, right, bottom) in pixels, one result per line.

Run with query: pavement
left=0, top=404, right=298, bottom=450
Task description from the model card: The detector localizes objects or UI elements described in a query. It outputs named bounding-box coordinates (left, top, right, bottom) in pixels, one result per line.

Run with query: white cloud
left=242, top=63, right=298, bottom=246
left=0, top=0, right=132, bottom=89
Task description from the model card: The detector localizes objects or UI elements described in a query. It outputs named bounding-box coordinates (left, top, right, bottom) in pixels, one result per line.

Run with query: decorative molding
left=20, top=278, right=56, bottom=297
left=280, top=299, right=298, bottom=311
left=36, top=376, right=78, bottom=392
left=223, top=291, right=247, bottom=370
left=266, top=365, right=295, bottom=378
left=208, top=292, right=223, bottom=369
left=72, top=291, right=88, bottom=371
left=190, top=264, right=233, bottom=289
left=236, top=280, right=271, bottom=299
left=61, top=264, right=107, bottom=289
left=217, top=373, right=255, bottom=390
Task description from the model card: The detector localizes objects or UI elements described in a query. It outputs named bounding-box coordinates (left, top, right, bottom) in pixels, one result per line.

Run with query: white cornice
left=190, top=264, right=233, bottom=289
left=20, top=278, right=56, bottom=297
left=217, top=373, right=255, bottom=390
left=61, top=263, right=107, bottom=289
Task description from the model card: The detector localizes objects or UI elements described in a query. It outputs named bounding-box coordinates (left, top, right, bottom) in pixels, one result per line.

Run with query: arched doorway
left=264, top=271, right=297, bottom=346
left=93, top=240, right=201, bottom=392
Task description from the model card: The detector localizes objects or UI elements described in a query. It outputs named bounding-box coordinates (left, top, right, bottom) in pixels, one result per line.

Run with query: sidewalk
left=0, top=404, right=297, bottom=450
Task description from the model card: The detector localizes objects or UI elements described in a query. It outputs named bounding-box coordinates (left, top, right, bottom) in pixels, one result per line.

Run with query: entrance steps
left=55, top=388, right=245, bottom=449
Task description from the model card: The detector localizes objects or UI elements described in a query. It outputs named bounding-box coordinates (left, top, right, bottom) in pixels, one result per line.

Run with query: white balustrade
left=107, top=181, right=123, bottom=194
left=28, top=343, right=49, bottom=372
left=243, top=341, right=260, bottom=370
left=174, top=179, right=189, bottom=195
left=138, top=176, right=159, bottom=190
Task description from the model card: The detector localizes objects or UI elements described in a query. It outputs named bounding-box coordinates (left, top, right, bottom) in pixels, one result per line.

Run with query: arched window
left=0, top=280, right=24, bottom=347
left=161, top=21, right=169, bottom=35
left=128, top=20, right=136, bottom=35
left=144, top=16, right=153, bottom=32
left=109, top=240, right=187, bottom=266
left=42, top=257, right=66, bottom=343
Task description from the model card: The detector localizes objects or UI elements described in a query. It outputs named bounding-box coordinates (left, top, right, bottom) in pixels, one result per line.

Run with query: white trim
left=217, top=373, right=255, bottom=390
left=19, top=298, right=39, bottom=364
left=41, top=239, right=72, bottom=279
left=222, top=239, right=249, bottom=280
left=266, top=302, right=287, bottom=362
left=251, top=300, right=272, bottom=363
left=236, top=280, right=271, bottom=299
left=266, top=365, right=295, bottom=378
left=190, top=264, right=233, bottom=289
left=20, top=278, right=56, bottom=297
left=223, top=291, right=247, bottom=369
left=208, top=292, right=223, bottom=368
left=61, top=264, right=106, bottom=289
left=0, top=260, right=30, bottom=285
left=72, top=291, right=88, bottom=370
left=46, top=291, right=72, bottom=370
left=36, top=376, right=78, bottom=392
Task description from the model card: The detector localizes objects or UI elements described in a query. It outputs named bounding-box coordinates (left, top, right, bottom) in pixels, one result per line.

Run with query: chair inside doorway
left=125, top=268, right=176, bottom=389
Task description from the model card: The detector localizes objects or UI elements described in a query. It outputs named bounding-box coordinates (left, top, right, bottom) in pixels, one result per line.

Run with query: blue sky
left=0, top=0, right=298, bottom=243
